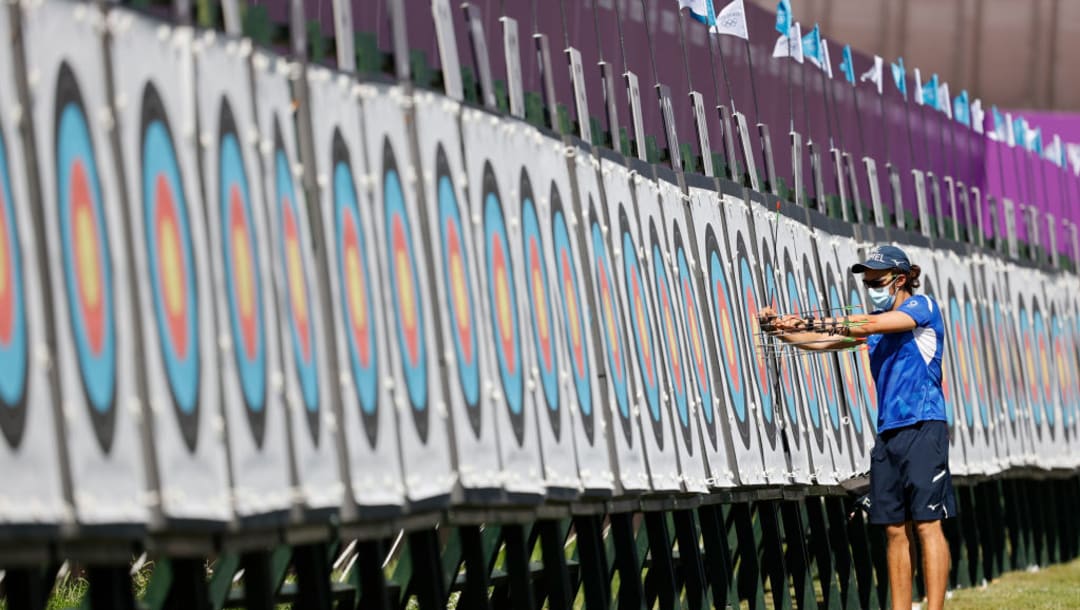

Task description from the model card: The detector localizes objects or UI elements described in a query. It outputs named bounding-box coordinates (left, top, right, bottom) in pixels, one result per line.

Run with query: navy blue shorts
left=868, top=420, right=958, bottom=525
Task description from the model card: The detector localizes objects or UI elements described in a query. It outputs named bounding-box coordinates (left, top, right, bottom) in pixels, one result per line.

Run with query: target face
left=482, top=163, right=525, bottom=446
left=332, top=130, right=379, bottom=447
left=846, top=277, right=876, bottom=429
left=993, top=301, right=1018, bottom=425
left=947, top=285, right=974, bottom=430
left=141, top=84, right=200, bottom=451
left=781, top=268, right=806, bottom=439
left=1019, top=301, right=1041, bottom=429
left=551, top=189, right=593, bottom=443
left=590, top=205, right=633, bottom=447
left=803, top=258, right=835, bottom=438
left=707, top=227, right=748, bottom=442
left=1033, top=305, right=1055, bottom=429
left=520, top=171, right=560, bottom=440
left=649, top=220, right=691, bottom=452
left=674, top=223, right=716, bottom=448
left=272, top=119, right=319, bottom=443
left=435, top=146, right=481, bottom=437
left=218, top=99, right=267, bottom=447
left=1051, top=308, right=1071, bottom=429
left=55, top=64, right=117, bottom=453
left=964, top=295, right=990, bottom=430
left=0, top=123, right=28, bottom=449
left=827, top=266, right=862, bottom=436
left=750, top=239, right=777, bottom=433
left=620, top=207, right=663, bottom=449
left=383, top=140, right=429, bottom=443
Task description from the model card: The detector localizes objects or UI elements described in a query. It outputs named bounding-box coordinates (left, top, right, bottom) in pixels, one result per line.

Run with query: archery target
left=599, top=161, right=679, bottom=492
left=1032, top=300, right=1058, bottom=440
left=460, top=107, right=544, bottom=497
left=106, top=11, right=232, bottom=521
left=361, top=86, right=457, bottom=503
left=513, top=129, right=586, bottom=494
left=412, top=91, right=503, bottom=493
left=577, top=154, right=647, bottom=492
left=818, top=238, right=865, bottom=466
left=719, top=197, right=788, bottom=484
left=648, top=178, right=708, bottom=492
left=253, top=50, right=342, bottom=511
left=196, top=35, right=294, bottom=516
left=307, top=67, right=404, bottom=508
left=1015, top=292, right=1045, bottom=461
left=829, top=235, right=879, bottom=469
left=678, top=184, right=742, bottom=487
left=0, top=2, right=66, bottom=524
left=971, top=262, right=1010, bottom=472
left=765, top=216, right=819, bottom=484
left=25, top=0, right=146, bottom=523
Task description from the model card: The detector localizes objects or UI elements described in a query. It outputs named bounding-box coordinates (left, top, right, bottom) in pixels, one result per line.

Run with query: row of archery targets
left=0, top=0, right=1077, bottom=534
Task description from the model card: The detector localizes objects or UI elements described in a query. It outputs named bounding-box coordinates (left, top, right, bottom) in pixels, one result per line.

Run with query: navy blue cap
left=851, top=245, right=912, bottom=274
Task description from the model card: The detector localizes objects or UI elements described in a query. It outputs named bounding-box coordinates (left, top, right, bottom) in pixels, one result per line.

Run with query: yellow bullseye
left=160, top=216, right=183, bottom=317
left=75, top=204, right=101, bottom=309
left=346, top=244, right=367, bottom=331
left=287, top=237, right=307, bottom=322
left=233, top=223, right=254, bottom=319
left=396, top=247, right=416, bottom=330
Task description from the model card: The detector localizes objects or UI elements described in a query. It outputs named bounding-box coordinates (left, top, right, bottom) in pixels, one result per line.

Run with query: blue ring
left=652, top=242, right=689, bottom=429
left=384, top=168, right=428, bottom=412
left=521, top=196, right=559, bottom=413
left=0, top=125, right=27, bottom=409
left=677, top=244, right=712, bottom=426
left=553, top=209, right=591, bottom=419
left=484, top=191, right=523, bottom=417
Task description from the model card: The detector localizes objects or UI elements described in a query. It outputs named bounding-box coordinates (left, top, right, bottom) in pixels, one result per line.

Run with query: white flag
left=772, top=22, right=804, bottom=63
left=914, top=68, right=923, bottom=105
left=1005, top=112, right=1016, bottom=147
left=711, top=0, right=748, bottom=40
left=1044, top=134, right=1062, bottom=165
left=821, top=39, right=834, bottom=78
left=1066, top=143, right=1080, bottom=176
left=938, top=82, right=952, bottom=118
left=970, top=98, right=985, bottom=134
left=859, top=55, right=883, bottom=95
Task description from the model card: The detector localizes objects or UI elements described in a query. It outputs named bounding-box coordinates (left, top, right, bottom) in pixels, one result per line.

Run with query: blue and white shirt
left=866, top=294, right=947, bottom=432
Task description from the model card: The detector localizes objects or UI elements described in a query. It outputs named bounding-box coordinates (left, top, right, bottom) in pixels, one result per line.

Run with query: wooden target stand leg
left=821, top=496, right=860, bottom=610
left=804, top=496, right=845, bottom=610
left=404, top=529, right=445, bottom=609
left=571, top=514, right=610, bottom=609
left=671, top=509, right=709, bottom=610
left=609, top=511, right=645, bottom=610
left=1002, top=478, right=1032, bottom=569
left=642, top=511, right=677, bottom=610
left=755, top=500, right=792, bottom=610
left=354, top=538, right=393, bottom=610
left=292, top=542, right=333, bottom=610
left=535, top=520, right=573, bottom=610
left=2, top=564, right=56, bottom=610
left=696, top=503, right=739, bottom=609
left=86, top=564, right=139, bottom=610
left=1041, top=480, right=1062, bottom=565
left=778, top=500, right=818, bottom=610
left=728, top=502, right=766, bottom=609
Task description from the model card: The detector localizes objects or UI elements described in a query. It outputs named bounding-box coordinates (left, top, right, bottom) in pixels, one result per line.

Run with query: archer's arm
left=758, top=310, right=917, bottom=351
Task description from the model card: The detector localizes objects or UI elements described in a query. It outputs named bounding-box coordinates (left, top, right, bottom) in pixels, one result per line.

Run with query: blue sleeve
left=898, top=295, right=935, bottom=327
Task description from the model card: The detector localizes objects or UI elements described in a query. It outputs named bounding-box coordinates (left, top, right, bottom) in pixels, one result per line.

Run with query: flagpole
left=706, top=31, right=734, bottom=114
left=740, top=40, right=763, bottom=124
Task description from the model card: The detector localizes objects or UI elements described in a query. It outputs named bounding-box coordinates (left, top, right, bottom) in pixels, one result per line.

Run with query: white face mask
left=868, top=284, right=896, bottom=311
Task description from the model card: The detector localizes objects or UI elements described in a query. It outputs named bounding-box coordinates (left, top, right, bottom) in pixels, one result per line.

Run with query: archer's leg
left=885, top=521, right=913, bottom=610
left=916, top=519, right=950, bottom=610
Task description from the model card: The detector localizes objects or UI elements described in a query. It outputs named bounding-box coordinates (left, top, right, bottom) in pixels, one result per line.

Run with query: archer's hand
left=770, top=314, right=807, bottom=333
left=757, top=307, right=778, bottom=332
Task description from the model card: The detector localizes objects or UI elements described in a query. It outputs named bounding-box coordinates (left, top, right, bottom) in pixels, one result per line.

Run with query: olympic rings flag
left=196, top=33, right=292, bottom=518
left=23, top=0, right=146, bottom=524
left=359, top=85, right=454, bottom=504
left=107, top=10, right=231, bottom=522
left=0, top=2, right=66, bottom=525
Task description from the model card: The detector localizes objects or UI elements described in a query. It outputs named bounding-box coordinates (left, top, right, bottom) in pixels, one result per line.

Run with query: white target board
left=1016, top=269, right=1065, bottom=469
left=770, top=215, right=834, bottom=484
left=107, top=12, right=232, bottom=521
left=252, top=51, right=343, bottom=511
left=573, top=150, right=648, bottom=493
left=598, top=159, right=679, bottom=492
left=902, top=245, right=972, bottom=472
left=1045, top=278, right=1077, bottom=468
left=517, top=127, right=610, bottom=494
left=645, top=177, right=708, bottom=492
left=410, top=91, right=503, bottom=495
left=195, top=33, right=293, bottom=516
left=459, top=107, right=545, bottom=498
left=981, top=258, right=1030, bottom=467
left=823, top=235, right=878, bottom=475
left=0, top=1, right=67, bottom=525
left=933, top=249, right=997, bottom=475
left=358, top=84, right=455, bottom=503
left=307, top=66, right=405, bottom=509
left=685, top=183, right=763, bottom=487
left=718, top=195, right=788, bottom=484
left=967, top=256, right=1012, bottom=474
left=23, top=0, right=147, bottom=524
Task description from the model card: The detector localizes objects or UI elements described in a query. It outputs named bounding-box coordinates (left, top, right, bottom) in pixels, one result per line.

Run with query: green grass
left=943, top=557, right=1080, bottom=609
